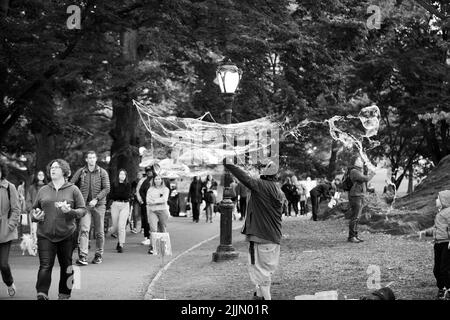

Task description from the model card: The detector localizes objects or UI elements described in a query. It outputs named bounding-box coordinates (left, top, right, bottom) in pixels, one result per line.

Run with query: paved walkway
left=0, top=213, right=242, bottom=300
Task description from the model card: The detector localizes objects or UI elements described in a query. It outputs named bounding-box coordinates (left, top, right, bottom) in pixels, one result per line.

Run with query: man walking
left=71, top=151, right=110, bottom=265
left=348, top=157, right=375, bottom=243
left=225, top=162, right=285, bottom=300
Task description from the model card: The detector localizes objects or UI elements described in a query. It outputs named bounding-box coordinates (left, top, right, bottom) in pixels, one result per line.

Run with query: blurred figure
left=136, top=166, right=156, bottom=245
left=187, top=176, right=203, bottom=223
left=281, top=177, right=295, bottom=217
left=290, top=176, right=300, bottom=217
left=27, top=170, right=47, bottom=243
left=202, top=175, right=217, bottom=223
left=236, top=180, right=250, bottom=221
left=309, top=180, right=334, bottom=221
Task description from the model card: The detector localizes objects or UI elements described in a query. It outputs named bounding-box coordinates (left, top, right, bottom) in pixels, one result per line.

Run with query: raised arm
left=224, top=164, right=259, bottom=191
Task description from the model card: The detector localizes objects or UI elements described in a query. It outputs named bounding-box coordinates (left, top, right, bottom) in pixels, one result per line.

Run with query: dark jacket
left=188, top=180, right=203, bottom=203
left=225, top=164, right=284, bottom=245
left=32, top=182, right=86, bottom=242
left=70, top=165, right=110, bottom=205
left=310, top=182, right=333, bottom=199
left=349, top=166, right=376, bottom=197
left=281, top=183, right=298, bottom=202
left=0, top=179, right=21, bottom=243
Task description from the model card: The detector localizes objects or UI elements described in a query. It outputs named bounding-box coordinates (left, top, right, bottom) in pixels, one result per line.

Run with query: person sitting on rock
left=418, top=190, right=450, bottom=300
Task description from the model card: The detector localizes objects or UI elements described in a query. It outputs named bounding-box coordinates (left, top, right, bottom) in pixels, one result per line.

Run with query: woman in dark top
left=108, top=169, right=132, bottom=253
left=202, top=175, right=217, bottom=223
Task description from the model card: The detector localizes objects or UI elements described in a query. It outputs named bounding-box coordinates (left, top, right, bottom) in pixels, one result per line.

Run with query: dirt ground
left=149, top=216, right=437, bottom=300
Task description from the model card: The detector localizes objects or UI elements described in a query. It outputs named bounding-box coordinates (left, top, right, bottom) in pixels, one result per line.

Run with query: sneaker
left=116, top=242, right=120, bottom=250
left=58, top=293, right=70, bottom=300
left=141, top=238, right=150, bottom=245
left=347, top=237, right=361, bottom=243
left=37, top=293, right=49, bottom=300
left=444, top=289, right=450, bottom=300
left=131, top=228, right=138, bottom=234
left=148, top=249, right=154, bottom=255
left=76, top=256, right=88, bottom=266
left=252, top=292, right=265, bottom=300
left=91, top=254, right=102, bottom=264
left=111, top=233, right=117, bottom=239
left=7, top=283, right=16, bottom=297
left=356, top=237, right=364, bottom=242
left=117, top=245, right=123, bottom=253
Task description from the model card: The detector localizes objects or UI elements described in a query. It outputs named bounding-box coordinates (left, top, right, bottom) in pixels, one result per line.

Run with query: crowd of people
left=0, top=152, right=449, bottom=300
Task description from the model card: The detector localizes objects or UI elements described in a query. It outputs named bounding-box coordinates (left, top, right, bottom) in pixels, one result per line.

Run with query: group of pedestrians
left=187, top=174, right=219, bottom=223
left=0, top=151, right=173, bottom=300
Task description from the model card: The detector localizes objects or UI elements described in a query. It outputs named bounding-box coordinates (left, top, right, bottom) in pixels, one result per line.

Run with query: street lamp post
left=212, top=61, right=242, bottom=262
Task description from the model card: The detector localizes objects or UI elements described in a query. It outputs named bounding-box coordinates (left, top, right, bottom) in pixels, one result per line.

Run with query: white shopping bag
left=150, top=232, right=172, bottom=256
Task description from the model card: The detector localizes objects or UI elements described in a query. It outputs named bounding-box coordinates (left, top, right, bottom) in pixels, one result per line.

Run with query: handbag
left=185, top=203, right=191, bottom=211
left=213, top=203, right=219, bottom=213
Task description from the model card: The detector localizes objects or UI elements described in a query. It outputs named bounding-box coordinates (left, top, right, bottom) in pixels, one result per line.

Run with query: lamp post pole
left=212, top=94, right=239, bottom=262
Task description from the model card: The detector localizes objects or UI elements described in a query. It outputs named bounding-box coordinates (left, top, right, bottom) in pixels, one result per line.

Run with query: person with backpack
left=346, top=157, right=376, bottom=243
left=418, top=190, right=450, bottom=300
left=0, top=160, right=21, bottom=297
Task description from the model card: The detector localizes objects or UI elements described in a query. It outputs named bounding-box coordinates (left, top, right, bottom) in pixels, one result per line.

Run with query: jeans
left=348, top=196, right=364, bottom=238
left=0, top=241, right=13, bottom=287
left=310, top=193, right=320, bottom=221
left=110, top=201, right=130, bottom=245
left=140, top=204, right=150, bottom=238
left=147, top=208, right=169, bottom=249
left=192, top=202, right=201, bottom=222
left=78, top=205, right=106, bottom=258
left=239, top=197, right=247, bottom=219
left=36, top=236, right=74, bottom=297
left=205, top=203, right=213, bottom=222
left=288, top=200, right=299, bottom=216
left=434, top=242, right=450, bottom=290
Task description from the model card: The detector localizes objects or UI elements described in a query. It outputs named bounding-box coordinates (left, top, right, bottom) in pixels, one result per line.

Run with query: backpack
left=342, top=167, right=353, bottom=192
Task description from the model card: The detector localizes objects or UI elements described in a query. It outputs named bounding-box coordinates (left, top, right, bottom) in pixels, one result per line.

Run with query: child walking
left=418, top=190, right=450, bottom=300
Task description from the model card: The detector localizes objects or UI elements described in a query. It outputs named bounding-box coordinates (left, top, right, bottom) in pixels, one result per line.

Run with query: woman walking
left=108, top=169, right=132, bottom=253
left=202, top=175, right=217, bottom=223
left=26, top=170, right=47, bottom=242
left=0, top=160, right=21, bottom=297
left=31, top=159, right=86, bottom=300
left=146, top=174, right=170, bottom=254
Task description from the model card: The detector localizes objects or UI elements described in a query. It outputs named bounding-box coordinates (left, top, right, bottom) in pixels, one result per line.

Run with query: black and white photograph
left=0, top=0, right=450, bottom=311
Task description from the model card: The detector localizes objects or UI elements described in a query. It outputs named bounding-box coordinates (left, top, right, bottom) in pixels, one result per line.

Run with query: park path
left=0, top=213, right=241, bottom=300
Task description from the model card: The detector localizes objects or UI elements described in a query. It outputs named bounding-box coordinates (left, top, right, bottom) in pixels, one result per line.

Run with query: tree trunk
left=407, top=167, right=414, bottom=194
left=0, top=0, right=9, bottom=17
left=327, top=140, right=339, bottom=180
left=109, top=29, right=140, bottom=185
left=33, top=128, right=58, bottom=173
left=421, top=120, right=442, bottom=165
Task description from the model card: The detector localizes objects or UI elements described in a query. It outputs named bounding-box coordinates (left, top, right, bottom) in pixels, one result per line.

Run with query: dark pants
left=192, top=202, right=201, bottom=222
left=348, top=196, right=364, bottom=238
left=36, top=236, right=74, bottom=297
left=288, top=200, right=298, bottom=216
left=0, top=241, right=13, bottom=287
left=310, top=192, right=320, bottom=221
left=239, top=197, right=247, bottom=219
left=300, top=200, right=306, bottom=215
left=140, top=204, right=150, bottom=238
left=434, top=242, right=450, bottom=290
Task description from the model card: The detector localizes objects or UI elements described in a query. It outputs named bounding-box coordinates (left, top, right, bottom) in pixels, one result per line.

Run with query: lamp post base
left=212, top=245, right=239, bottom=262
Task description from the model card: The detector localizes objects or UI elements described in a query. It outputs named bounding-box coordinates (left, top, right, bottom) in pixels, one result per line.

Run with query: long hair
left=32, top=170, right=48, bottom=186
left=115, top=168, right=128, bottom=187
left=151, top=174, right=164, bottom=187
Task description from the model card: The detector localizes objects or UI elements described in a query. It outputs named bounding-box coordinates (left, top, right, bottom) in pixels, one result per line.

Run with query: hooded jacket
left=32, top=181, right=86, bottom=242
left=424, top=190, right=450, bottom=243
left=0, top=179, right=21, bottom=243
left=225, top=164, right=284, bottom=244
